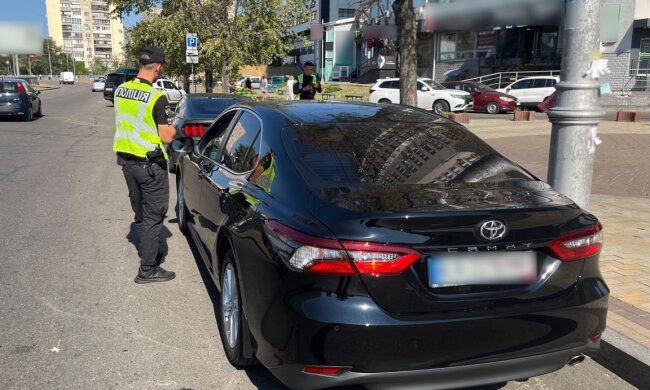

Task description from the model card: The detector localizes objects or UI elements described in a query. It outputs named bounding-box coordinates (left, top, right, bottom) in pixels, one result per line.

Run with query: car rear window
left=282, top=116, right=533, bottom=188
left=0, top=82, right=19, bottom=93
left=188, top=98, right=241, bottom=117
left=105, top=74, right=123, bottom=88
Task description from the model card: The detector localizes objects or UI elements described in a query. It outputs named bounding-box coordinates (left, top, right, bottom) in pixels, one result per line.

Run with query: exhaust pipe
left=567, top=354, right=586, bottom=366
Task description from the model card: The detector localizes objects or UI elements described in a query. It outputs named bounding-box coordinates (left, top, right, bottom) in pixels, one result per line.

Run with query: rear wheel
left=220, top=252, right=256, bottom=367
left=36, top=103, right=42, bottom=117
left=378, top=98, right=391, bottom=104
left=433, top=100, right=450, bottom=115
left=176, top=174, right=188, bottom=235
left=486, top=102, right=499, bottom=114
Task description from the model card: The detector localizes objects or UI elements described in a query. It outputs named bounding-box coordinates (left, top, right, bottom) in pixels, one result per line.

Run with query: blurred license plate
left=428, top=252, right=536, bottom=288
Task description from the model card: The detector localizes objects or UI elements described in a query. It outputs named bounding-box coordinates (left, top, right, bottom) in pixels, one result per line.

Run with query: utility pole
left=547, top=0, right=605, bottom=209
left=47, top=39, right=53, bottom=79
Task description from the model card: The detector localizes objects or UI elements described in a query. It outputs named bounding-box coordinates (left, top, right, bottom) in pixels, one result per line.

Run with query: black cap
left=138, top=46, right=166, bottom=65
left=304, top=61, right=315, bottom=67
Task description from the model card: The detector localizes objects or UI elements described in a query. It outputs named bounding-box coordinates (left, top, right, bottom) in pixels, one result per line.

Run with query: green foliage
left=232, top=86, right=258, bottom=101
left=92, top=62, right=111, bottom=76
left=323, top=85, right=342, bottom=93
left=108, top=0, right=312, bottom=90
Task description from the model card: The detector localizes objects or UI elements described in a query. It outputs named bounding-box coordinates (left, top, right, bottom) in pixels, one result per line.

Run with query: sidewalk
left=466, top=117, right=650, bottom=368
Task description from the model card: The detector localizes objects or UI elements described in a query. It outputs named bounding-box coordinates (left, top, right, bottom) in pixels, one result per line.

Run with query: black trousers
left=121, top=160, right=169, bottom=270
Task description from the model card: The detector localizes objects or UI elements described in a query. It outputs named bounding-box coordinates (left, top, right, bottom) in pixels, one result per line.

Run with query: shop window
left=439, top=31, right=476, bottom=60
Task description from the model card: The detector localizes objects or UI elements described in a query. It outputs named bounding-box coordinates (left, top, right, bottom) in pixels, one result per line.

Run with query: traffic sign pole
left=186, top=33, right=199, bottom=94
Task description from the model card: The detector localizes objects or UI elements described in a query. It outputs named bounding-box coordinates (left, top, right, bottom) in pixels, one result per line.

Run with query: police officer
left=113, top=46, right=176, bottom=284
left=293, top=61, right=322, bottom=100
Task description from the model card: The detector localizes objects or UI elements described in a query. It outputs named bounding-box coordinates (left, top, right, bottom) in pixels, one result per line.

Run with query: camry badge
left=478, top=220, right=507, bottom=241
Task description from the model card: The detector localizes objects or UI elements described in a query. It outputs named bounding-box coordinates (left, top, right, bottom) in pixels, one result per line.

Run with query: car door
left=23, top=82, right=40, bottom=113
left=461, top=83, right=482, bottom=110
left=506, top=79, right=534, bottom=103
left=416, top=81, right=435, bottom=110
left=198, top=110, right=263, bottom=270
left=529, top=78, right=551, bottom=103
left=180, top=110, right=239, bottom=242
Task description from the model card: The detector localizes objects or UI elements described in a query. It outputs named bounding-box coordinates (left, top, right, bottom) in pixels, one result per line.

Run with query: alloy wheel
left=486, top=102, right=499, bottom=114
left=222, top=263, right=240, bottom=349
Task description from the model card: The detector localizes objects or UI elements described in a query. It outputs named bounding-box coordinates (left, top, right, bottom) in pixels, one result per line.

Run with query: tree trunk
left=183, top=72, right=190, bottom=94
left=221, top=59, right=230, bottom=93
left=205, top=67, right=213, bottom=93
left=394, top=0, right=417, bottom=107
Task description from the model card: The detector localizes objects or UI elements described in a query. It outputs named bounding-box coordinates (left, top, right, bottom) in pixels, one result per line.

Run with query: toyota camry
left=172, top=101, right=608, bottom=390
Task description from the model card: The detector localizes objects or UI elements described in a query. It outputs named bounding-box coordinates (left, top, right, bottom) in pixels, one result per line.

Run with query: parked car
left=59, top=71, right=74, bottom=85
left=168, top=93, right=252, bottom=174
left=443, top=80, right=518, bottom=114
left=238, top=76, right=261, bottom=89
left=172, top=101, right=608, bottom=390
left=369, top=77, right=473, bottom=114
left=153, top=78, right=186, bottom=105
left=91, top=76, right=106, bottom=92
left=0, top=78, right=42, bottom=121
left=497, top=76, right=559, bottom=106
left=270, top=75, right=288, bottom=87
left=103, top=69, right=139, bottom=103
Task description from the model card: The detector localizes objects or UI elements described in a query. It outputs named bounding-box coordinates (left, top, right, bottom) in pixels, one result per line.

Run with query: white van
left=59, top=72, right=75, bottom=85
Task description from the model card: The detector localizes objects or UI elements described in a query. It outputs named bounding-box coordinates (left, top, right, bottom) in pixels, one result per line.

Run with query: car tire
left=378, top=98, right=391, bottom=104
left=220, top=252, right=256, bottom=367
left=486, top=102, right=500, bottom=114
left=23, top=106, right=33, bottom=121
left=36, top=103, right=42, bottom=117
left=433, top=100, right=450, bottom=115
left=176, top=174, right=189, bottom=235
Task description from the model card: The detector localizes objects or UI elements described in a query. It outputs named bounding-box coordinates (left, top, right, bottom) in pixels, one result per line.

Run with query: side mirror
left=34, top=90, right=41, bottom=96
left=171, top=137, right=195, bottom=154
left=505, top=87, right=511, bottom=93
left=421, top=86, right=430, bottom=92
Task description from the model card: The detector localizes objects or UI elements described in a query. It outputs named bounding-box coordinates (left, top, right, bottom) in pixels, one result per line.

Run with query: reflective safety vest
left=112, top=78, right=168, bottom=160
left=256, top=155, right=275, bottom=193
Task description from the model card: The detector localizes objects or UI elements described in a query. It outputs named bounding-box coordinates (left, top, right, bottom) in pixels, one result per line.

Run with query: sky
left=1, top=0, right=141, bottom=37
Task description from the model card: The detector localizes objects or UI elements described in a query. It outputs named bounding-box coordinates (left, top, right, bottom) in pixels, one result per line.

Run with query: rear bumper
left=270, top=342, right=599, bottom=390
left=253, top=281, right=608, bottom=390
left=0, top=104, right=26, bottom=115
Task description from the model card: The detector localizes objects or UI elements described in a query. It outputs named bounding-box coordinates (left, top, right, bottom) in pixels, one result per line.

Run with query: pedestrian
left=245, top=77, right=252, bottom=90
left=286, top=75, right=295, bottom=101
left=113, top=46, right=177, bottom=284
left=260, top=75, right=268, bottom=101
left=293, top=61, right=322, bottom=100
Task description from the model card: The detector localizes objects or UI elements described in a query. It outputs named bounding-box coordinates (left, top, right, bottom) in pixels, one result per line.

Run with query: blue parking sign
left=186, top=35, right=197, bottom=48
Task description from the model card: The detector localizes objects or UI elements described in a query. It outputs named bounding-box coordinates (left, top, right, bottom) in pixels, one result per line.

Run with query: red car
left=442, top=81, right=518, bottom=114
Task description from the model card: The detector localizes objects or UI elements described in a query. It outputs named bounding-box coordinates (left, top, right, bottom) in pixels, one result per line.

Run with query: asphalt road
left=0, top=83, right=638, bottom=390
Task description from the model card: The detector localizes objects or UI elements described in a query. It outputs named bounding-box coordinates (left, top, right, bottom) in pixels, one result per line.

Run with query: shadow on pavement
left=592, top=341, right=650, bottom=389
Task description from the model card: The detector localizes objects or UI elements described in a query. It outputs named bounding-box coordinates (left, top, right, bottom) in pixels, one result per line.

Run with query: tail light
left=183, top=123, right=205, bottom=137
left=549, top=223, right=603, bottom=261
left=16, top=83, right=25, bottom=94
left=303, top=366, right=346, bottom=376
left=369, top=88, right=375, bottom=95
left=265, top=221, right=421, bottom=276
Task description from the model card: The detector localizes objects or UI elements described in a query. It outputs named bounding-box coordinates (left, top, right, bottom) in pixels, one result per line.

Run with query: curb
left=593, top=328, right=650, bottom=389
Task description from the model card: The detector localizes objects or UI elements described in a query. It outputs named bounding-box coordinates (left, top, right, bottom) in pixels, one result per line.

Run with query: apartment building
left=45, top=0, right=125, bottom=68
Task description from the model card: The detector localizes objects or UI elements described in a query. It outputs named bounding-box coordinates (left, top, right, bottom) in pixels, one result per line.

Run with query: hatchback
left=497, top=76, right=559, bottom=106
left=0, top=79, right=42, bottom=121
left=172, top=101, right=608, bottom=390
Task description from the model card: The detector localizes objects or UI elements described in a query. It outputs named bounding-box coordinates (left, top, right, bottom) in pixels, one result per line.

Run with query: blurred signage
left=424, top=0, right=564, bottom=31
left=477, top=31, right=496, bottom=49
left=0, top=23, right=43, bottom=55
left=310, top=24, right=323, bottom=41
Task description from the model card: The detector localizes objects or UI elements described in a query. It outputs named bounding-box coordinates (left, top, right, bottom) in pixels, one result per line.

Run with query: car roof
left=0, top=78, right=29, bottom=83
left=235, top=101, right=441, bottom=126
left=187, top=93, right=252, bottom=100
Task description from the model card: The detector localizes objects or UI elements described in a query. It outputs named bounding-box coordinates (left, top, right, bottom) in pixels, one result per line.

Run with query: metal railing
left=462, top=70, right=561, bottom=89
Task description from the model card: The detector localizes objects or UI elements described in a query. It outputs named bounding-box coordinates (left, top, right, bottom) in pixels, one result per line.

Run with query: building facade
left=45, top=0, right=125, bottom=69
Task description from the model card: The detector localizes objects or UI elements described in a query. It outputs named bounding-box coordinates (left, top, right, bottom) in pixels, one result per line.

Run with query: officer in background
left=293, top=61, right=322, bottom=100
left=113, top=46, right=177, bottom=284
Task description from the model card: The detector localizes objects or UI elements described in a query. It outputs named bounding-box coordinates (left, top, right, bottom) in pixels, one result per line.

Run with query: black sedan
left=168, top=93, right=252, bottom=174
left=0, top=79, right=42, bottom=121
left=172, top=101, right=608, bottom=390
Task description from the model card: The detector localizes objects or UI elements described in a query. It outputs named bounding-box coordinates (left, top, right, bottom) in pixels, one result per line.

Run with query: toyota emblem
left=478, top=220, right=507, bottom=241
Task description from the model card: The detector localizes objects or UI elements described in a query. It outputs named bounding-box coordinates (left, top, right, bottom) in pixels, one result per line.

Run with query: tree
left=107, top=0, right=311, bottom=92
left=357, top=0, right=417, bottom=107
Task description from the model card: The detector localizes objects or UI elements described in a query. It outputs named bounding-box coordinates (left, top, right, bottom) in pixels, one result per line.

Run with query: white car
left=91, top=77, right=105, bottom=92
left=238, top=76, right=261, bottom=89
left=59, top=71, right=74, bottom=85
left=497, top=76, right=559, bottom=105
left=368, top=78, right=473, bottom=114
left=153, top=78, right=186, bottom=105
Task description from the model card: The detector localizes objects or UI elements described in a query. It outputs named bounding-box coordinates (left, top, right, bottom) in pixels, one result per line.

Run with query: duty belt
left=117, top=152, right=147, bottom=162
